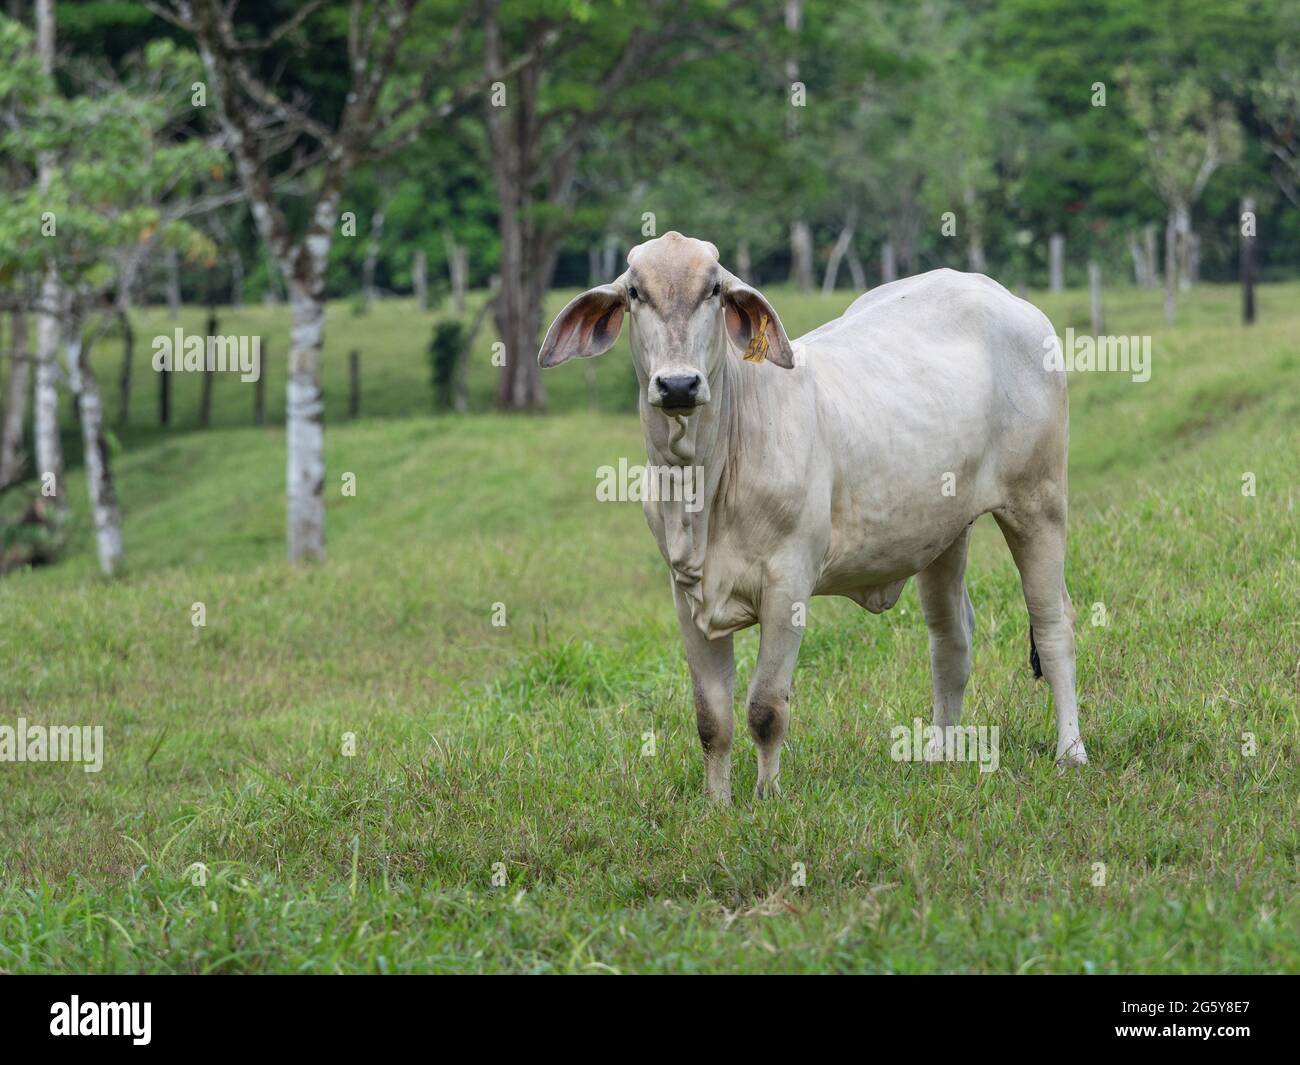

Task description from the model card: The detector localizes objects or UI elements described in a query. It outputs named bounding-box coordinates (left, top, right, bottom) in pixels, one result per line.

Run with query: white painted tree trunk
left=789, top=220, right=814, bottom=291
left=735, top=240, right=752, bottom=284
left=846, top=248, right=866, bottom=290
left=33, top=0, right=62, bottom=507
left=444, top=232, right=468, bottom=316
left=1127, top=231, right=1147, bottom=286
left=600, top=236, right=618, bottom=282
left=821, top=225, right=854, bottom=295
left=362, top=207, right=386, bottom=308
left=0, top=309, right=30, bottom=488
left=67, top=313, right=123, bottom=576
left=1048, top=233, right=1065, bottom=292
left=286, top=279, right=327, bottom=562
left=412, top=249, right=428, bottom=312
left=34, top=266, right=64, bottom=507
left=1164, top=207, right=1178, bottom=322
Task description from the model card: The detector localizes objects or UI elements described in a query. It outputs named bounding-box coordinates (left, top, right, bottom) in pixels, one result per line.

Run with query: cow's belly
left=814, top=471, right=997, bottom=592
left=814, top=511, right=975, bottom=592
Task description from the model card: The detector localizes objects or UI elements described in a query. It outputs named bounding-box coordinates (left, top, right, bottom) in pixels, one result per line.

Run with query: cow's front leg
left=748, top=591, right=807, bottom=799
left=673, top=585, right=736, bottom=803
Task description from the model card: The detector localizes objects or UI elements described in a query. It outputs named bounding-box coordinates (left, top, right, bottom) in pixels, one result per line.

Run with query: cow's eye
left=628, top=286, right=639, bottom=302
left=711, top=282, right=721, bottom=298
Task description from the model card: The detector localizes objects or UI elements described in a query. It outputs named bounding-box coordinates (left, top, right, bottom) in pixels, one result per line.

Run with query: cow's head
left=538, top=231, right=795, bottom=416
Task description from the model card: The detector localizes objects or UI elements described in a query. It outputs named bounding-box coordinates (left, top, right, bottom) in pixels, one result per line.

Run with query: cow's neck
left=641, top=354, right=739, bottom=620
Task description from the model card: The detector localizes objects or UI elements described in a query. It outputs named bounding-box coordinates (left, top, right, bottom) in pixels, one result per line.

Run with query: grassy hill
left=0, top=281, right=1296, bottom=972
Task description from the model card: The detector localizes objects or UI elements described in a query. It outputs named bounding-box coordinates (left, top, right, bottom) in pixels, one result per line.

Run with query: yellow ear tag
left=743, top=313, right=770, bottom=363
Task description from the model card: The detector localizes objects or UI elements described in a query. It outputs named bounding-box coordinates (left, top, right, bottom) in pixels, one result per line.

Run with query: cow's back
left=768, top=269, right=1067, bottom=586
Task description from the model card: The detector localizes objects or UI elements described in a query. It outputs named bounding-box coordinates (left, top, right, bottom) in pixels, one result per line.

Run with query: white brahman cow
left=539, top=231, right=1086, bottom=803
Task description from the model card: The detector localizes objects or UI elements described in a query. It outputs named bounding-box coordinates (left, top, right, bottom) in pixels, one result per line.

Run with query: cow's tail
left=1029, top=626, right=1043, bottom=679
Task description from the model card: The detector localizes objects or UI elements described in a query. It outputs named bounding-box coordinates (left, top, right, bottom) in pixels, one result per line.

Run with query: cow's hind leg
left=994, top=509, right=1087, bottom=767
left=673, top=585, right=736, bottom=803
left=916, top=526, right=975, bottom=760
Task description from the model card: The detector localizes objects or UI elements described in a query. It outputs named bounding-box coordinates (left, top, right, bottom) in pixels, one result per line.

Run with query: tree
left=0, top=12, right=218, bottom=575
left=1123, top=68, right=1242, bottom=320
left=480, top=0, right=757, bottom=411
left=150, top=0, right=499, bottom=561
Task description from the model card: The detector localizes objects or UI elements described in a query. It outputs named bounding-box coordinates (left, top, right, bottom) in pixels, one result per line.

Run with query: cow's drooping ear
left=538, top=281, right=627, bottom=368
left=721, top=274, right=795, bottom=369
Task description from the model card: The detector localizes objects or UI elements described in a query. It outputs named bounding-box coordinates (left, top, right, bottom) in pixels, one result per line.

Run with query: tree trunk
left=735, top=240, right=752, bottom=284
left=443, top=231, right=468, bottom=316
left=34, top=266, right=64, bottom=507
left=1088, top=260, right=1104, bottom=335
left=116, top=301, right=134, bottom=428
left=1127, top=231, right=1147, bottom=286
left=821, top=225, right=854, bottom=295
left=1048, top=233, right=1065, bottom=292
left=485, top=22, right=548, bottom=412
left=881, top=240, right=897, bottom=284
left=964, top=187, right=986, bottom=273
left=1240, top=195, right=1256, bottom=325
left=33, top=0, right=63, bottom=508
left=286, top=275, right=327, bottom=561
left=362, top=206, right=386, bottom=310
left=789, top=220, right=814, bottom=291
left=165, top=248, right=182, bottom=319
left=1143, top=224, right=1159, bottom=288
left=412, top=248, right=428, bottom=312
left=68, top=306, right=124, bottom=576
left=600, top=236, right=618, bottom=283
left=1164, top=207, right=1178, bottom=323
left=846, top=248, right=866, bottom=290
left=1174, top=205, right=1192, bottom=292
left=0, top=309, right=30, bottom=488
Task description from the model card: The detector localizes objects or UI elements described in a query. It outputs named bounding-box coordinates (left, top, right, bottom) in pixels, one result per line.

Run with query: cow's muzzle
left=649, top=371, right=708, bottom=413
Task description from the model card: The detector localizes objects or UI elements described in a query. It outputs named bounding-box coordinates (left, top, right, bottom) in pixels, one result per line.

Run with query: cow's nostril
left=658, top=373, right=701, bottom=408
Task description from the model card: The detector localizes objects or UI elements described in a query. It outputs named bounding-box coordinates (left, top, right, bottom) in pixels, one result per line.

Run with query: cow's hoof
left=706, top=787, right=732, bottom=805
left=753, top=778, right=782, bottom=800
left=1055, top=742, right=1088, bottom=769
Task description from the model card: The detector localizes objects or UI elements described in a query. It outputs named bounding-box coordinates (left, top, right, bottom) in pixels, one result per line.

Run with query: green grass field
left=0, top=281, right=1296, bottom=973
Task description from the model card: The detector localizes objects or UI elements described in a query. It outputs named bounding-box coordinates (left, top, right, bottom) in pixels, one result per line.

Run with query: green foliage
left=428, top=319, right=464, bottom=410
left=0, top=16, right=219, bottom=291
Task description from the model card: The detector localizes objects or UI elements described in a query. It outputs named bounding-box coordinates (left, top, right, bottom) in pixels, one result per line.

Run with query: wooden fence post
left=253, top=342, right=266, bottom=426
left=1088, top=261, right=1104, bottom=336
left=199, top=306, right=217, bottom=427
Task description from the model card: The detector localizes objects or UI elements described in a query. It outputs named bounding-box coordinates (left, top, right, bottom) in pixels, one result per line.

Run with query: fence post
left=159, top=358, right=171, bottom=426
left=199, top=306, right=217, bottom=427
left=1088, top=261, right=1104, bottom=336
left=253, top=342, right=266, bottom=426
